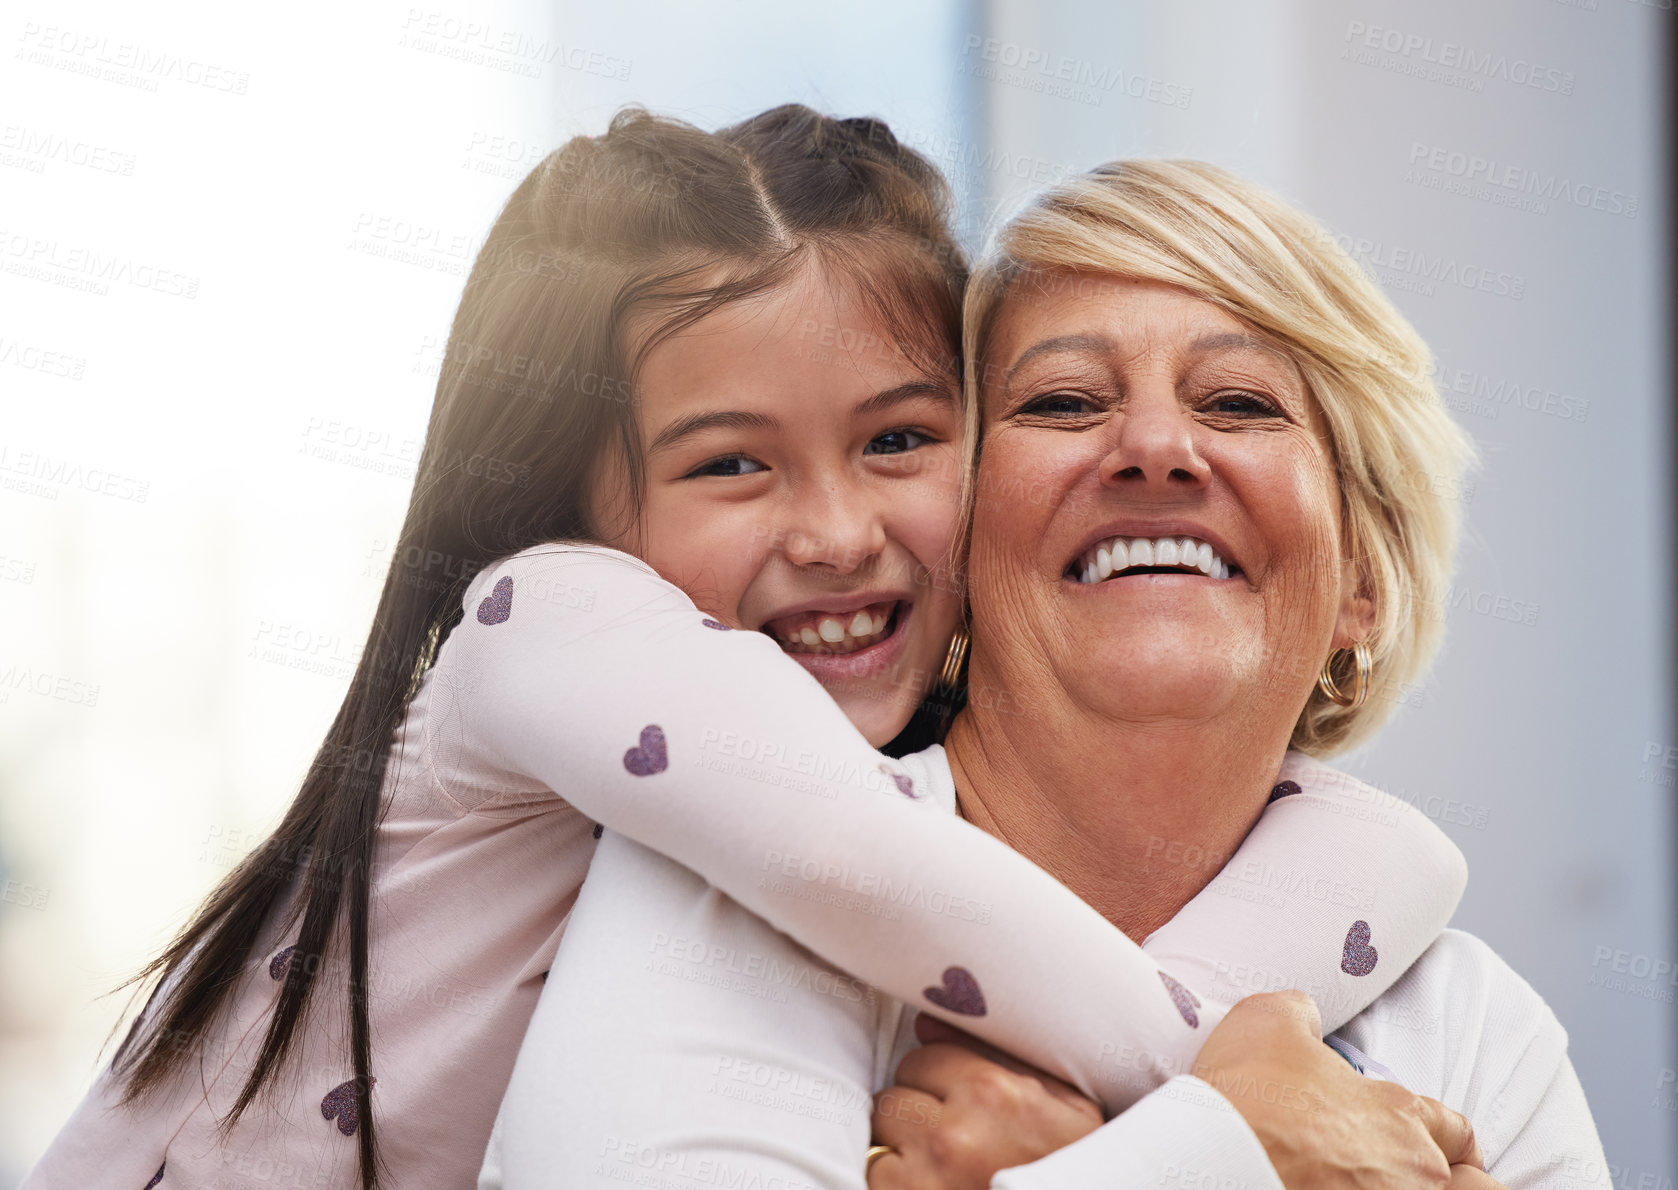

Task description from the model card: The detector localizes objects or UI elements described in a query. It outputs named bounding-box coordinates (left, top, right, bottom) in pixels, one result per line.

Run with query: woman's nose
left=779, top=480, right=888, bottom=574
left=1099, top=383, right=1211, bottom=492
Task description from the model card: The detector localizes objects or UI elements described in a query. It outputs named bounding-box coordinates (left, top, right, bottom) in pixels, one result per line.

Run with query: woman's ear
left=1332, top=556, right=1376, bottom=650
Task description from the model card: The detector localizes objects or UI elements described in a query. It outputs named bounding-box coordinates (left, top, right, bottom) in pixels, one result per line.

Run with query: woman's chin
left=1065, top=650, right=1246, bottom=722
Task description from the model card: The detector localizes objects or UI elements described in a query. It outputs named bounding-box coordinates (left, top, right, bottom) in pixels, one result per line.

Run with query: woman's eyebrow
left=1002, top=333, right=1114, bottom=389
left=647, top=409, right=778, bottom=455
left=852, top=380, right=956, bottom=420
left=1188, top=331, right=1294, bottom=366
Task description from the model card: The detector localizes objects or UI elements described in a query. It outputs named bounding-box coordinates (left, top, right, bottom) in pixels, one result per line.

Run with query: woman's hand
left=1192, top=990, right=1484, bottom=1190
left=867, top=1014, right=1103, bottom=1189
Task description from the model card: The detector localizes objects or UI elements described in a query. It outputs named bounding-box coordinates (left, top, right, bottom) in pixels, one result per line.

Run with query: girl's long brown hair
left=108, top=104, right=966, bottom=1188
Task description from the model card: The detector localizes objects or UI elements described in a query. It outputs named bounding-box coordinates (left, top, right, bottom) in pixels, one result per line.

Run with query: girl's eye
left=1204, top=390, right=1283, bottom=417
left=1021, top=393, right=1097, bottom=416
left=864, top=428, right=932, bottom=455
left=685, top=454, right=767, bottom=478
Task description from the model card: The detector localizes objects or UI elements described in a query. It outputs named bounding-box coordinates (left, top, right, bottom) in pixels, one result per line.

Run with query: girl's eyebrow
left=852, top=380, right=955, bottom=420
left=648, top=409, right=778, bottom=456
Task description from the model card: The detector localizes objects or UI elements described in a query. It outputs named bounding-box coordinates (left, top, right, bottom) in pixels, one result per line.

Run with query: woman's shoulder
left=1336, top=928, right=1571, bottom=1157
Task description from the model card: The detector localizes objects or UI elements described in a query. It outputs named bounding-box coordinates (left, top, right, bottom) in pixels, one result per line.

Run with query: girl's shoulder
left=467, top=541, right=654, bottom=590
left=459, top=542, right=683, bottom=618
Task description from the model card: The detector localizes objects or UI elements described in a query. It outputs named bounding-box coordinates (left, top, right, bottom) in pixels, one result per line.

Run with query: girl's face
left=590, top=263, right=966, bottom=748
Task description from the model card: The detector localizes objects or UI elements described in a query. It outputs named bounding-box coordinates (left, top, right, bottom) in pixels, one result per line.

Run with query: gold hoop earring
left=937, top=626, right=970, bottom=693
left=1317, top=641, right=1371, bottom=709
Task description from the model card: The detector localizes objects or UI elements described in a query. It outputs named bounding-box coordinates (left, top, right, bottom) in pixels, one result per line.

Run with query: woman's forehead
left=985, top=277, right=1292, bottom=373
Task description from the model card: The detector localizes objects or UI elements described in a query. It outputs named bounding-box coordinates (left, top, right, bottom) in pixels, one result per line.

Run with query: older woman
left=489, top=160, right=1603, bottom=1189
left=863, top=160, right=1605, bottom=1187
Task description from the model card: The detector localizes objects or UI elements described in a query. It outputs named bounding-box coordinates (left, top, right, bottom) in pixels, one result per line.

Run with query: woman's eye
left=1204, top=390, right=1282, bottom=417
left=685, top=454, right=767, bottom=478
left=864, top=428, right=931, bottom=455
left=1021, top=393, right=1097, bottom=416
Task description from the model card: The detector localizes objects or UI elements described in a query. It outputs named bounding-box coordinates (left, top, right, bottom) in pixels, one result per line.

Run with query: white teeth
left=774, top=604, right=897, bottom=652
left=1073, top=535, right=1236, bottom=585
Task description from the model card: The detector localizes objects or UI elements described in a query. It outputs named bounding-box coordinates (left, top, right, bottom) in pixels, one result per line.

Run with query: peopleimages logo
left=1341, top=21, right=1576, bottom=95
left=1408, top=144, right=1638, bottom=218
left=1333, top=234, right=1527, bottom=301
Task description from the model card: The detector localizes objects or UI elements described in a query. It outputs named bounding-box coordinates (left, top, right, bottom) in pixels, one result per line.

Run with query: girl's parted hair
left=110, top=104, right=965, bottom=1189
left=962, top=160, right=1475, bottom=754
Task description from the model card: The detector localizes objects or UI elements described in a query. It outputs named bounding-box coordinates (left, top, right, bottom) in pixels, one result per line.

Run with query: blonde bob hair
left=961, top=160, right=1476, bottom=756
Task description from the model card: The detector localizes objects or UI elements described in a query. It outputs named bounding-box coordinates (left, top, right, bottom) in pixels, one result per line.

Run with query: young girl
left=23, top=107, right=1464, bottom=1190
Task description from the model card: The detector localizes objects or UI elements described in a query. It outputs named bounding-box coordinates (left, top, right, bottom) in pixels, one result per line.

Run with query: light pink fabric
left=23, top=544, right=1468, bottom=1189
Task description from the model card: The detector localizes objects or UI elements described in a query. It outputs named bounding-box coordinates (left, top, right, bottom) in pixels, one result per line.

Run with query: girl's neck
left=943, top=672, right=1294, bottom=943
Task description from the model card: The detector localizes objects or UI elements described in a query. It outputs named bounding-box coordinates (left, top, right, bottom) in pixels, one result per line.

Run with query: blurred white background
left=1, top=0, right=1670, bottom=1182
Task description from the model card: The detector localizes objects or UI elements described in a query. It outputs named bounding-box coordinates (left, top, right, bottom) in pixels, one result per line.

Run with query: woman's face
left=968, top=273, right=1372, bottom=731
left=590, top=263, right=965, bottom=747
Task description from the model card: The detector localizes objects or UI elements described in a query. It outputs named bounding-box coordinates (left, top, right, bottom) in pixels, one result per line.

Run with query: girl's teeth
left=771, top=602, right=898, bottom=653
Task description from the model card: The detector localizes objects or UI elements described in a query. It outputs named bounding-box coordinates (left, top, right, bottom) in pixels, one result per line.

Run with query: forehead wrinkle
left=1002, top=333, right=1116, bottom=390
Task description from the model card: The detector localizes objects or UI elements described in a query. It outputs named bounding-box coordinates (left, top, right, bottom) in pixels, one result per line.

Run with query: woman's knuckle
left=966, top=1067, right=1025, bottom=1113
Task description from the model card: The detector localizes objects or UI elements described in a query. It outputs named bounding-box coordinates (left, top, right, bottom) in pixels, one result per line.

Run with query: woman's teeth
left=769, top=603, right=897, bottom=654
left=1073, top=535, right=1236, bottom=584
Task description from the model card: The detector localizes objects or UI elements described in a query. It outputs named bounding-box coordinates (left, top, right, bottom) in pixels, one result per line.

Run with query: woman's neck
left=944, top=682, right=1294, bottom=943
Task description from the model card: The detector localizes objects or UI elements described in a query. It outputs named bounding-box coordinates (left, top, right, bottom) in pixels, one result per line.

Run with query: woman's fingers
left=914, top=1015, right=1034, bottom=1075
left=1418, top=1098, right=1484, bottom=1170
left=1195, top=992, right=1480, bottom=1190
left=909, top=1014, right=1099, bottom=1112
left=1448, top=1165, right=1508, bottom=1190
left=872, top=1084, right=944, bottom=1148
left=872, top=1039, right=1104, bottom=1190
left=869, top=1086, right=942, bottom=1188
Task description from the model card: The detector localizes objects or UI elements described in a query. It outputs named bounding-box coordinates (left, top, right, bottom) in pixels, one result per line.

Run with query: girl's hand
left=867, top=1014, right=1103, bottom=1189
left=1192, top=991, right=1484, bottom=1190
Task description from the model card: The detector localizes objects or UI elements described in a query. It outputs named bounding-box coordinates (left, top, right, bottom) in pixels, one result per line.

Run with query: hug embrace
left=25, top=105, right=1607, bottom=1190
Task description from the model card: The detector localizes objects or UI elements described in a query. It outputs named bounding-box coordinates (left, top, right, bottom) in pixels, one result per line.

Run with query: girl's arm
left=440, top=544, right=1465, bottom=1115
